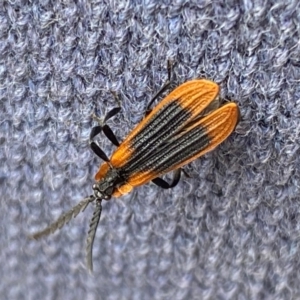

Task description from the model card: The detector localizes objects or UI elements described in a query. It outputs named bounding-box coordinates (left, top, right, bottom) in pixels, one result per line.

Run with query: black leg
left=90, top=124, right=120, bottom=147
left=89, top=141, right=110, bottom=162
left=103, top=106, right=121, bottom=124
left=89, top=105, right=121, bottom=160
left=90, top=106, right=121, bottom=144
left=144, top=60, right=174, bottom=116
left=103, top=124, right=120, bottom=147
left=182, top=168, right=192, bottom=178
left=91, top=91, right=121, bottom=141
left=152, top=168, right=181, bottom=189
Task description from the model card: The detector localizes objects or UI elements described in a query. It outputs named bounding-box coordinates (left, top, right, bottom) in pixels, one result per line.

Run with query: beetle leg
left=144, top=60, right=174, bottom=116
left=152, top=168, right=181, bottom=189
left=89, top=105, right=121, bottom=160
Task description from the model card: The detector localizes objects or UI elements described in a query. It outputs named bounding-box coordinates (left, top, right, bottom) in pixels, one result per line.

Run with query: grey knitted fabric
left=1, top=0, right=300, bottom=299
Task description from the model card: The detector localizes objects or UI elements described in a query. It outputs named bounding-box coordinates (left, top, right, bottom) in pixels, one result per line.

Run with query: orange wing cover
left=95, top=80, right=239, bottom=197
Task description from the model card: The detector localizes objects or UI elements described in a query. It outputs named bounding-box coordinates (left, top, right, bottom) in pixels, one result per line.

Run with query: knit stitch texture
left=1, top=0, right=300, bottom=299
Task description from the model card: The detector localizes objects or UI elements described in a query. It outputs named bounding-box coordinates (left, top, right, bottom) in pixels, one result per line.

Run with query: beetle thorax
left=92, top=167, right=123, bottom=200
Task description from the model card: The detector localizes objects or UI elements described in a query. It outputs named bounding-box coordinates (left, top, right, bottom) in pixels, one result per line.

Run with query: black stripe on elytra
left=124, top=122, right=210, bottom=175
left=123, top=100, right=192, bottom=172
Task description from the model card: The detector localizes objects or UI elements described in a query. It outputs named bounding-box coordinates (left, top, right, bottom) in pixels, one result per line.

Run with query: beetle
left=31, top=63, right=239, bottom=272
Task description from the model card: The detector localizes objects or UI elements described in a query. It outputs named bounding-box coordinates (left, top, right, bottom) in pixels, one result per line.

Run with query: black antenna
left=30, top=195, right=95, bottom=240
left=86, top=199, right=102, bottom=272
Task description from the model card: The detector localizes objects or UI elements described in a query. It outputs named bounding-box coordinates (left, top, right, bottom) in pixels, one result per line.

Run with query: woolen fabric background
left=1, top=0, right=300, bottom=299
